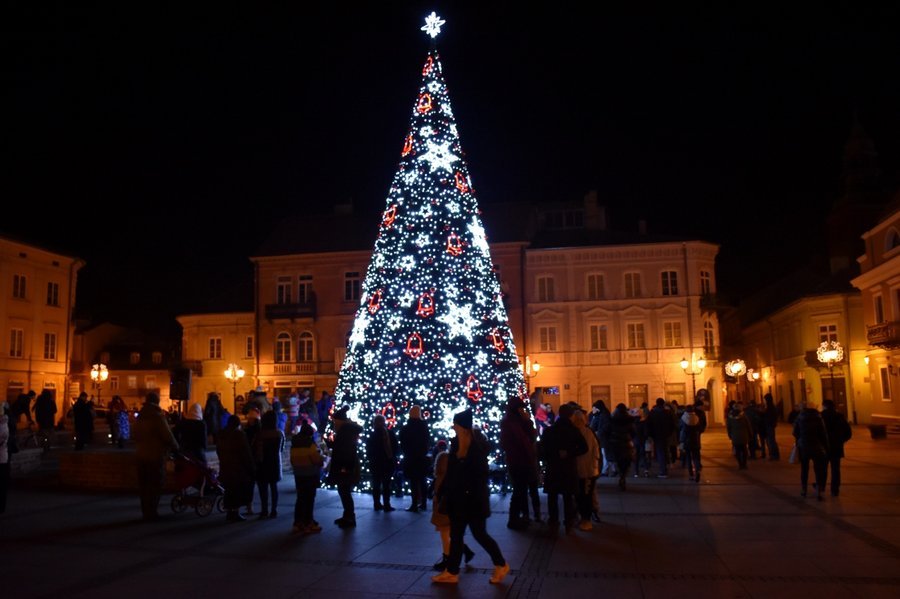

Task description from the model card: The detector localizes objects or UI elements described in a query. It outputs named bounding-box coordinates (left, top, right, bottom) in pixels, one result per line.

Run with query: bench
left=869, top=414, right=900, bottom=439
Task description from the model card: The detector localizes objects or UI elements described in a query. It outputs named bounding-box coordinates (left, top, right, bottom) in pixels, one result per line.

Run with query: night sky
left=5, top=4, right=900, bottom=335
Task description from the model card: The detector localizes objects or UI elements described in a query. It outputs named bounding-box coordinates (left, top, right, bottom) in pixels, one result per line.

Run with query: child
left=291, top=422, right=324, bottom=534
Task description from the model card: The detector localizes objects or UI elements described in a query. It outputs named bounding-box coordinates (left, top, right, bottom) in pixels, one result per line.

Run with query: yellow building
left=0, top=236, right=83, bottom=423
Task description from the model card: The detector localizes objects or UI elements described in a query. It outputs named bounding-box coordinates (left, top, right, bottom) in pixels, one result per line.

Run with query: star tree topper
left=421, top=12, right=446, bottom=38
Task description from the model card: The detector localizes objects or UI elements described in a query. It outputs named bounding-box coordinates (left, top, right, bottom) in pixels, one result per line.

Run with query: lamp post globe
left=816, top=341, right=844, bottom=404
left=90, top=363, right=109, bottom=405
left=224, top=363, right=245, bottom=413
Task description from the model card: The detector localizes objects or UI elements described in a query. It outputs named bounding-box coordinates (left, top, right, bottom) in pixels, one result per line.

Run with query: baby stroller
left=170, top=451, right=226, bottom=517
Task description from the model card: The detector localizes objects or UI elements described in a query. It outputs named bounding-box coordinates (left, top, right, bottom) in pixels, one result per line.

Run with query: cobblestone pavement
left=2, top=425, right=899, bottom=598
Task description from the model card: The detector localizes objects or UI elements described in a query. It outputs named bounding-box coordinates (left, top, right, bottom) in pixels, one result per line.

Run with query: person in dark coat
left=763, top=393, right=781, bottom=460
left=541, top=403, right=588, bottom=531
left=500, top=396, right=539, bottom=529
left=33, top=390, right=57, bottom=438
left=680, top=404, right=702, bottom=482
left=603, top=404, right=635, bottom=490
left=399, top=405, right=431, bottom=512
left=793, top=402, right=829, bottom=501
left=175, top=402, right=207, bottom=463
left=726, top=404, right=752, bottom=470
left=203, top=392, right=224, bottom=443
left=589, top=400, right=614, bottom=476
left=432, top=409, right=509, bottom=585
left=217, top=415, right=255, bottom=522
left=254, top=410, right=285, bottom=518
left=366, top=414, right=399, bottom=512
left=820, top=399, right=852, bottom=497
left=647, top=398, right=674, bottom=477
left=72, top=392, right=95, bottom=450
left=133, top=392, right=179, bottom=521
left=328, top=406, right=362, bottom=528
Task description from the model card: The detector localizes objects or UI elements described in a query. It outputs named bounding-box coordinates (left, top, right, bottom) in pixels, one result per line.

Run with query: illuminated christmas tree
left=333, top=13, right=527, bottom=481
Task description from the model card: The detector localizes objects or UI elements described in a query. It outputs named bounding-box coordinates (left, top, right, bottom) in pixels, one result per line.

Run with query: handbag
left=788, top=444, right=797, bottom=464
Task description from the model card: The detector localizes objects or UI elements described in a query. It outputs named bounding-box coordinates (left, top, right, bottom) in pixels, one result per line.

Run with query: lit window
left=539, top=326, right=557, bottom=351
left=627, top=323, right=645, bottom=349
left=589, top=324, right=608, bottom=350
left=130, top=352, right=141, bottom=364
left=663, top=322, right=682, bottom=347
left=299, top=331, right=314, bottom=362
left=208, top=338, right=222, bottom=360
left=818, top=324, right=838, bottom=344
left=152, top=352, right=162, bottom=365
left=43, top=333, right=57, bottom=360
left=275, top=332, right=292, bottom=363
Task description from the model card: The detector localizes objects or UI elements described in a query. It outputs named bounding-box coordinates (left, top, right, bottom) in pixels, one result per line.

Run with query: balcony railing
left=272, top=362, right=317, bottom=375
left=264, top=298, right=316, bottom=321
left=867, top=321, right=900, bottom=348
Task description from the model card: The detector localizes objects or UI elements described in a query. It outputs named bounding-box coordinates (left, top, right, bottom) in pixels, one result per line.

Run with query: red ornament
left=381, top=402, right=397, bottom=429
left=466, top=375, right=483, bottom=402
left=382, top=205, right=397, bottom=229
left=488, top=329, right=505, bottom=352
left=404, top=332, right=424, bottom=359
left=368, top=290, right=382, bottom=314
left=446, top=232, right=463, bottom=256
left=422, top=56, right=434, bottom=76
left=402, top=134, right=413, bottom=157
left=454, top=171, right=469, bottom=194
left=416, top=292, right=435, bottom=317
left=416, top=93, right=433, bottom=114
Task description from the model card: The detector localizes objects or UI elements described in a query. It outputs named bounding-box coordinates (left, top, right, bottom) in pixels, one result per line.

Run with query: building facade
left=851, top=203, right=900, bottom=423
left=0, top=236, right=83, bottom=422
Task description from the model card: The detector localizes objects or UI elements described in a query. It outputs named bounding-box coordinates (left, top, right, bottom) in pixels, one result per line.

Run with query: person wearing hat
left=328, top=406, right=362, bottom=528
left=133, top=392, right=179, bottom=521
left=432, top=409, right=510, bottom=585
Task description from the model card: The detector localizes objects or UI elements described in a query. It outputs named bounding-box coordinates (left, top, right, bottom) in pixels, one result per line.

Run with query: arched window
left=275, top=332, right=292, bottom=363
left=298, top=331, right=314, bottom=362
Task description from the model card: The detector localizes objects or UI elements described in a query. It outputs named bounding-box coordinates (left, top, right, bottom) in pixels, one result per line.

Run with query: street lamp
left=724, top=359, right=747, bottom=403
left=521, top=355, right=541, bottom=395
left=90, top=363, right=109, bottom=405
left=816, top=340, right=844, bottom=403
left=746, top=368, right=761, bottom=402
left=680, top=355, right=706, bottom=400
left=224, top=363, right=245, bottom=413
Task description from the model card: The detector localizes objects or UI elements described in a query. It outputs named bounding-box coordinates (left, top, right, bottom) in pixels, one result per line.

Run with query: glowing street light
left=224, top=363, right=245, bottom=413
left=680, top=355, right=707, bottom=400
left=817, top=341, right=844, bottom=404
left=520, top=355, right=541, bottom=395
left=90, top=363, right=109, bottom=405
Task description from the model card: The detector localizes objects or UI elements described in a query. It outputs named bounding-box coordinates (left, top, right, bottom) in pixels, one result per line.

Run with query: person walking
left=430, top=439, right=476, bottom=572
left=254, top=410, right=285, bottom=518
left=132, top=392, right=179, bottom=522
left=329, top=406, right=362, bottom=528
left=399, top=405, right=430, bottom=512
left=793, top=401, right=829, bottom=501
left=820, top=399, right=852, bottom=497
left=432, top=409, right=510, bottom=585
left=763, top=393, right=781, bottom=460
left=217, top=415, right=256, bottom=522
left=366, top=414, right=399, bottom=512
left=290, top=422, right=324, bottom=534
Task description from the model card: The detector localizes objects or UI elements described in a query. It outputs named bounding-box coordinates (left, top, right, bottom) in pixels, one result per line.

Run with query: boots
left=433, top=554, right=448, bottom=571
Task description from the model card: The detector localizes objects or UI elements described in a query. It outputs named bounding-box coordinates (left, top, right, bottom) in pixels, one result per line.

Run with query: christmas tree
left=334, top=12, right=527, bottom=484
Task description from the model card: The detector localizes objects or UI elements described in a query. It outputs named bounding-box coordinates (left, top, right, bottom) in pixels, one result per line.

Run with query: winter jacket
left=290, top=433, right=323, bottom=478
left=603, top=410, right=635, bottom=463
left=793, top=408, right=829, bottom=458
left=399, top=417, right=431, bottom=477
left=441, top=430, right=492, bottom=519
left=680, top=411, right=702, bottom=449
left=576, top=424, right=600, bottom=479
left=328, top=421, right=362, bottom=486
left=821, top=408, right=852, bottom=458
left=648, top=405, right=674, bottom=440
left=541, top=417, right=588, bottom=494
left=255, top=427, right=285, bottom=483
left=500, top=412, right=538, bottom=469
left=366, top=425, right=399, bottom=475
left=216, top=427, right=255, bottom=487
left=133, top=403, right=178, bottom=463
left=726, top=411, right=752, bottom=446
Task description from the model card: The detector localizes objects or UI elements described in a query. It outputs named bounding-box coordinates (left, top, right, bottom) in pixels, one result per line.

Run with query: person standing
left=203, top=392, right=224, bottom=444
left=432, top=409, right=510, bottom=585
left=726, top=404, right=752, bottom=470
left=680, top=404, right=702, bottom=481
left=647, top=398, right=674, bottom=477
left=0, top=412, right=10, bottom=514
left=366, top=414, right=399, bottom=512
left=603, top=404, right=635, bottom=490
left=500, top=397, right=539, bottom=530
left=217, top=415, right=255, bottom=522
left=763, top=393, right=781, bottom=460
left=793, top=401, right=829, bottom=501
left=132, top=392, right=179, bottom=522
left=254, top=410, right=285, bottom=518
left=290, top=422, right=324, bottom=534
left=329, top=406, right=362, bottom=528
left=175, top=402, right=207, bottom=463
left=72, top=392, right=94, bottom=450
left=541, top=403, right=588, bottom=531
left=820, top=399, right=852, bottom=497
left=572, top=408, right=600, bottom=531
left=33, top=390, right=57, bottom=445
left=399, top=405, right=430, bottom=512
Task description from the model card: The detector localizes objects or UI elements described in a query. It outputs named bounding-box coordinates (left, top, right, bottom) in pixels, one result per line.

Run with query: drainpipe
left=254, top=260, right=261, bottom=389
left=64, top=259, right=85, bottom=424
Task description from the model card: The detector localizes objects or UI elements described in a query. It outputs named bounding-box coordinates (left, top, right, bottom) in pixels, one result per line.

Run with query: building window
left=110, top=376, right=119, bottom=391
left=43, top=333, right=57, bottom=360
left=299, top=331, right=314, bottom=362
left=624, top=273, right=641, bottom=298
left=589, top=324, right=608, bottom=351
left=344, top=272, right=361, bottom=301
left=590, top=385, right=611, bottom=404
left=818, top=324, right=838, bottom=344
left=298, top=275, right=314, bottom=304
left=130, top=352, right=141, bottom=364
left=46, top=282, right=60, bottom=306
left=703, top=321, right=715, bottom=355
left=152, top=351, right=162, bottom=365
left=537, top=276, right=555, bottom=302
left=665, top=383, right=687, bottom=404
left=661, top=271, right=678, bottom=296
left=663, top=322, right=682, bottom=347
left=127, top=376, right=137, bottom=389
left=627, top=323, right=645, bottom=349
left=276, top=276, right=292, bottom=305
left=9, top=328, right=24, bottom=358
left=627, top=384, right=648, bottom=408
left=700, top=270, right=712, bottom=295
left=539, top=326, right=557, bottom=351
left=12, top=274, right=26, bottom=299
left=586, top=274, right=605, bottom=300
left=874, top=296, right=885, bottom=325
left=144, top=376, right=158, bottom=390
left=275, top=332, right=292, bottom=363
left=880, top=367, right=891, bottom=401
left=245, top=336, right=254, bottom=359
left=208, top=338, right=222, bottom=360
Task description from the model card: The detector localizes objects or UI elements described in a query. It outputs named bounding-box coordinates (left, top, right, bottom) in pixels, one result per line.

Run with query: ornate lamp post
left=724, top=359, right=747, bottom=403
left=816, top=341, right=844, bottom=403
left=521, top=355, right=541, bottom=395
left=680, top=355, right=706, bottom=400
left=746, top=368, right=762, bottom=402
left=90, top=363, right=109, bottom=405
left=224, top=363, right=245, bottom=413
